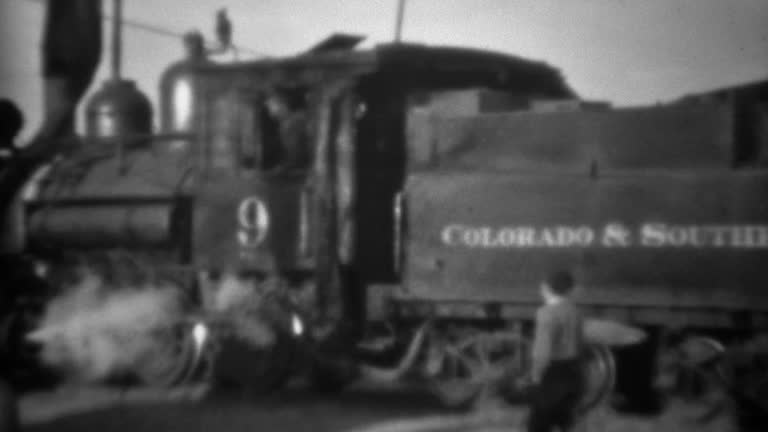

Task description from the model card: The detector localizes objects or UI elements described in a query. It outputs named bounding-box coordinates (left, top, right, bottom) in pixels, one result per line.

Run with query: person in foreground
left=527, top=270, right=585, bottom=432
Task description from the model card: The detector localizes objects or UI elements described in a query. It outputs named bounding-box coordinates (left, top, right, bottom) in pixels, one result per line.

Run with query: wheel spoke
left=443, top=344, right=479, bottom=375
left=429, top=330, right=533, bottom=407
left=473, top=335, right=490, bottom=368
left=576, top=345, right=616, bottom=414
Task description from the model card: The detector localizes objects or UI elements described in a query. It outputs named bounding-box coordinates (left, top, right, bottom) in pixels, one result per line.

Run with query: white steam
left=27, top=271, right=184, bottom=383
left=29, top=270, right=295, bottom=384
left=203, top=273, right=278, bottom=347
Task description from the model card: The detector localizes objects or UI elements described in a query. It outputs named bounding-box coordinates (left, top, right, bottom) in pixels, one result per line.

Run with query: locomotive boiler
left=3, top=1, right=767, bottom=419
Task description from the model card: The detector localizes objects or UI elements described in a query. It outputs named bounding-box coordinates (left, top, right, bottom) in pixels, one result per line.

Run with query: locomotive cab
left=190, top=84, right=317, bottom=278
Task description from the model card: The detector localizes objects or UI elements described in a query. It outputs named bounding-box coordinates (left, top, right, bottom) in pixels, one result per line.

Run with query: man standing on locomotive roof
left=527, top=270, right=585, bottom=432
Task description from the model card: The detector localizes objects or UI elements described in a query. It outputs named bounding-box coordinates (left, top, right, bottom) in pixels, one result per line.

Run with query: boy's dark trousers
left=527, top=358, right=584, bottom=432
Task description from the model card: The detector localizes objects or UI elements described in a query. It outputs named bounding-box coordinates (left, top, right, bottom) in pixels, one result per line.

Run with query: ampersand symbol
left=602, top=223, right=631, bottom=247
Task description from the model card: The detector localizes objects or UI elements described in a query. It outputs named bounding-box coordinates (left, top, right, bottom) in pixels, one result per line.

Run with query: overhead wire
left=24, top=0, right=269, bottom=57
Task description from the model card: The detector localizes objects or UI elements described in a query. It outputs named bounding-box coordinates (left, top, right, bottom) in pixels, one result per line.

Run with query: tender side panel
left=402, top=171, right=768, bottom=311
left=406, top=102, right=734, bottom=171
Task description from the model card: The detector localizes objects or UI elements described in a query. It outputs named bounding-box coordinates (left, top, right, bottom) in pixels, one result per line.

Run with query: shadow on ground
left=24, top=385, right=453, bottom=432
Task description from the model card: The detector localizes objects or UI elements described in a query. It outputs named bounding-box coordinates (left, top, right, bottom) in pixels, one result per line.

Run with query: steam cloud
left=203, top=273, right=279, bottom=347
left=27, top=270, right=284, bottom=384
left=27, top=271, right=184, bottom=383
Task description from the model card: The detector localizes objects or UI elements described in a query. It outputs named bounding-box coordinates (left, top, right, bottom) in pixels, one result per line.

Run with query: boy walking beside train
left=526, top=270, right=585, bottom=432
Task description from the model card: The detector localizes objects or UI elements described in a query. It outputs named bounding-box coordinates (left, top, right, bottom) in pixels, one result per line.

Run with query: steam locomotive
left=3, top=1, right=768, bottom=417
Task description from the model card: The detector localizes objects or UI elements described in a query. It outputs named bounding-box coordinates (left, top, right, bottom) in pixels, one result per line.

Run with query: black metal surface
left=407, top=102, right=735, bottom=172
left=26, top=198, right=179, bottom=249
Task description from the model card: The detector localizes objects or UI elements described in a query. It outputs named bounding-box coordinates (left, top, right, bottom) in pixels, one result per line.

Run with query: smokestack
left=0, top=0, right=102, bottom=222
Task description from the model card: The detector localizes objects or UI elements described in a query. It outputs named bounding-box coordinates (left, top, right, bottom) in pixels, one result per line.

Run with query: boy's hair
left=546, top=270, right=574, bottom=296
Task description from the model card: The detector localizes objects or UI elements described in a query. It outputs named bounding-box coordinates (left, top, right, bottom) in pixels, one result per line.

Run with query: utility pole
left=394, top=0, right=406, bottom=43
left=111, top=0, right=123, bottom=79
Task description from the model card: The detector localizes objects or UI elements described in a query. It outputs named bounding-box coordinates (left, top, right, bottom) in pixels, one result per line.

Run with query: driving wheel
left=427, top=330, right=530, bottom=408
left=133, top=326, right=197, bottom=388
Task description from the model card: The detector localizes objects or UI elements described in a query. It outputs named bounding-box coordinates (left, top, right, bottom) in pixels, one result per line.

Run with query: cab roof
left=196, top=42, right=575, bottom=98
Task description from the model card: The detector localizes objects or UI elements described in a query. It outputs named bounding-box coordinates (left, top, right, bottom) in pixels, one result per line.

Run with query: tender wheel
left=577, top=344, right=616, bottom=414
left=719, top=335, right=768, bottom=426
left=427, top=330, right=530, bottom=408
left=676, top=336, right=725, bottom=397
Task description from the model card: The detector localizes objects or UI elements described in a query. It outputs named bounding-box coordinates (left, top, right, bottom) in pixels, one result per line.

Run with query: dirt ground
left=16, top=382, right=751, bottom=432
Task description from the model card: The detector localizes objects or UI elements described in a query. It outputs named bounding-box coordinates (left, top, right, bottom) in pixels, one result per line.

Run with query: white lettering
left=236, top=196, right=269, bottom=247
left=640, top=223, right=666, bottom=247
left=666, top=226, right=687, bottom=246
left=540, top=229, right=558, bottom=246
left=440, top=223, right=768, bottom=249
left=518, top=227, right=535, bottom=246
left=753, top=226, right=768, bottom=248
left=602, top=223, right=630, bottom=247
left=574, top=226, right=594, bottom=246
left=499, top=228, right=517, bottom=246
left=440, top=224, right=463, bottom=246
left=464, top=229, right=482, bottom=247
left=710, top=226, right=729, bottom=247
left=439, top=225, right=597, bottom=248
